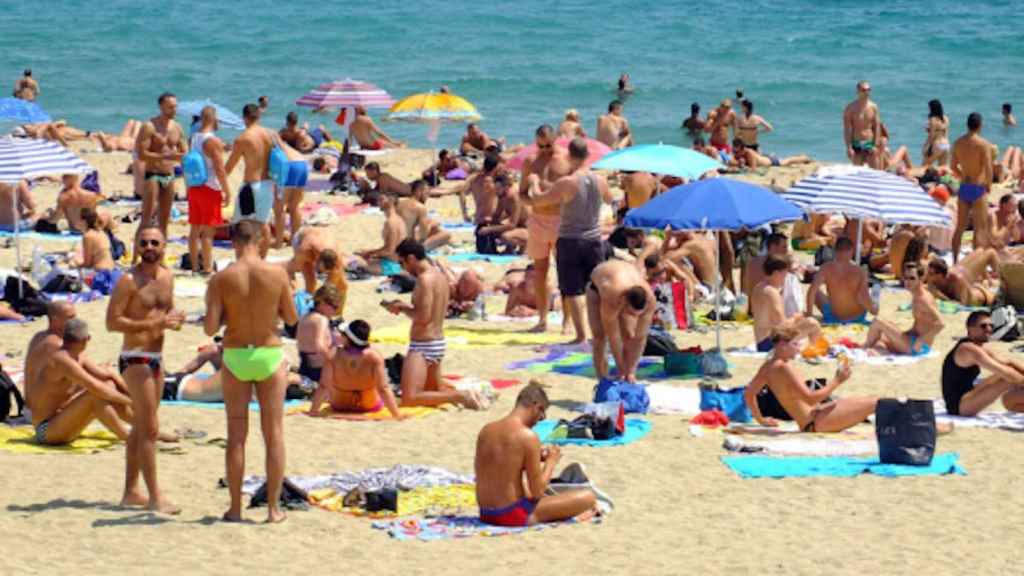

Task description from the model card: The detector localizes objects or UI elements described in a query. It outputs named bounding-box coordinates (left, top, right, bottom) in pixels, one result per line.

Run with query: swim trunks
left=526, top=213, right=561, bottom=260
left=145, top=171, right=176, bottom=187
left=480, top=498, right=536, bottom=527
left=118, top=351, right=163, bottom=379
left=851, top=139, right=875, bottom=154
left=711, top=141, right=732, bottom=154
left=907, top=331, right=932, bottom=356
left=91, top=268, right=123, bottom=296
left=187, top=184, right=224, bottom=227
left=34, top=418, right=51, bottom=444
left=378, top=257, right=401, bottom=276
left=821, top=302, right=868, bottom=325
left=284, top=160, right=309, bottom=188
left=0, top=220, right=33, bottom=233
left=298, top=351, right=322, bottom=385
left=310, top=128, right=326, bottom=148
left=233, top=180, right=275, bottom=224
left=719, top=151, right=732, bottom=164
left=756, top=338, right=774, bottom=353
left=222, top=346, right=284, bottom=382
left=555, top=237, right=610, bottom=297
left=329, top=388, right=383, bottom=413
left=769, top=155, right=781, bottom=167
left=958, top=183, right=986, bottom=204
left=364, top=139, right=384, bottom=151
left=408, top=339, right=446, bottom=364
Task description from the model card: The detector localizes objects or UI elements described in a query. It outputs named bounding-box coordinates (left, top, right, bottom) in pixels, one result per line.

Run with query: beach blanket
left=311, top=484, right=477, bottom=518
left=933, top=399, right=1024, bottom=431
left=721, top=452, right=966, bottom=478
left=0, top=230, right=79, bottom=243
left=646, top=384, right=702, bottom=415
left=899, top=300, right=987, bottom=315
left=162, top=399, right=306, bottom=411
left=241, top=464, right=475, bottom=497
left=534, top=418, right=651, bottom=447
left=441, top=252, right=524, bottom=264
left=300, top=201, right=366, bottom=217
left=41, top=289, right=104, bottom=304
left=479, top=312, right=565, bottom=324
left=308, top=405, right=438, bottom=421
left=0, top=316, right=34, bottom=324
left=722, top=428, right=878, bottom=456
left=504, top=350, right=675, bottom=380
left=726, top=343, right=934, bottom=366
left=440, top=222, right=475, bottom=231
left=373, top=514, right=598, bottom=541
left=371, top=324, right=567, bottom=348
left=0, top=427, right=120, bottom=455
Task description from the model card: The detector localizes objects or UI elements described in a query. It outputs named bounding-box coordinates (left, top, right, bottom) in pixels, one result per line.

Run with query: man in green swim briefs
left=843, top=80, right=881, bottom=168
left=205, top=220, right=298, bottom=524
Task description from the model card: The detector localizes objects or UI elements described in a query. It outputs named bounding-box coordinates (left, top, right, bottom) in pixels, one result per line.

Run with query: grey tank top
left=558, top=173, right=602, bottom=240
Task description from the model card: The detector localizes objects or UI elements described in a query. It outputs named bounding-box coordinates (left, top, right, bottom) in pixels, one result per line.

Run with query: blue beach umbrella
left=177, top=99, right=244, bottom=129
left=0, top=97, right=51, bottom=124
left=592, top=144, right=722, bottom=180
left=625, top=178, right=803, bottom=352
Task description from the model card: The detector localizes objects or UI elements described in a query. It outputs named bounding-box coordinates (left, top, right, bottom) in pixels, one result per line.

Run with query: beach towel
left=504, top=350, right=677, bottom=381
left=373, top=513, right=599, bottom=541
left=242, top=464, right=475, bottom=497
left=723, top=430, right=878, bottom=456
left=371, top=324, right=567, bottom=348
left=646, top=384, right=702, bottom=415
left=933, top=399, right=1024, bottom=431
left=652, top=280, right=688, bottom=330
left=170, top=236, right=232, bottom=249
left=440, top=222, right=476, bottom=231
left=899, top=300, right=986, bottom=315
left=300, top=201, right=366, bottom=217
left=0, top=426, right=120, bottom=455
left=162, top=399, right=306, bottom=411
left=478, top=312, right=565, bottom=324
left=0, top=230, right=79, bottom=243
left=534, top=418, right=651, bottom=447
left=311, top=484, right=477, bottom=518
left=41, top=289, right=104, bottom=304
left=0, top=316, right=34, bottom=324
left=307, top=405, right=439, bottom=421
left=721, top=452, right=966, bottom=479
left=173, top=277, right=207, bottom=299
left=440, top=252, right=525, bottom=264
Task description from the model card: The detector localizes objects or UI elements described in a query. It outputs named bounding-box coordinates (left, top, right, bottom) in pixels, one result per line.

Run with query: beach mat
left=373, top=513, right=599, bottom=541
left=0, top=427, right=120, bottom=455
left=723, top=428, right=877, bottom=456
left=306, top=405, right=439, bottom=422
left=534, top=418, right=651, bottom=447
left=162, top=399, right=306, bottom=411
left=441, top=252, right=524, bottom=264
left=371, top=324, right=566, bottom=348
left=440, top=222, right=475, bottom=231
left=505, top=349, right=709, bottom=381
left=721, top=452, right=966, bottom=478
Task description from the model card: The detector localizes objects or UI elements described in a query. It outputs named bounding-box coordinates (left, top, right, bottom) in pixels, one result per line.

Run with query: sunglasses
left=139, top=239, right=162, bottom=248
left=978, top=322, right=994, bottom=330
left=538, top=144, right=553, bottom=150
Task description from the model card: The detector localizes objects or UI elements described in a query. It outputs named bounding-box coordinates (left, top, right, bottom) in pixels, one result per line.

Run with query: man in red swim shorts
left=186, top=106, right=230, bottom=275
left=473, top=383, right=598, bottom=527
left=348, top=105, right=404, bottom=150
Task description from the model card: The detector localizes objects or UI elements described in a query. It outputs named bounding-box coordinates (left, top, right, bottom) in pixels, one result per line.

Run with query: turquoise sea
left=2, top=0, right=1022, bottom=161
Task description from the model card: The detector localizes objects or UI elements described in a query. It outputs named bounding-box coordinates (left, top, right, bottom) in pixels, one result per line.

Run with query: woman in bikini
left=922, top=99, right=950, bottom=168
left=733, top=99, right=773, bottom=151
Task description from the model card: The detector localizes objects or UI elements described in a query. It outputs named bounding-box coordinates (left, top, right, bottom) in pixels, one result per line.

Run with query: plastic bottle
left=870, top=282, right=882, bottom=313
left=473, top=294, right=487, bottom=321
left=734, top=292, right=749, bottom=322
left=31, top=246, right=49, bottom=286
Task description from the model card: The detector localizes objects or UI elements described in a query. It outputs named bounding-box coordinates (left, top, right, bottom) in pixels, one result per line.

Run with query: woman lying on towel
left=307, top=320, right=404, bottom=419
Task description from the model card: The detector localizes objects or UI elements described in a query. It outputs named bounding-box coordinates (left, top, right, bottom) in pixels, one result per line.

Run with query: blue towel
left=441, top=222, right=475, bottom=231
left=162, top=399, right=306, bottom=411
left=721, top=452, right=966, bottom=479
left=441, top=252, right=524, bottom=264
left=533, top=418, right=651, bottom=447
left=0, top=230, right=79, bottom=242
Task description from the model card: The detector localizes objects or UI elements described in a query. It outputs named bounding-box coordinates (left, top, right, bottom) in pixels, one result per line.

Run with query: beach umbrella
left=384, top=91, right=482, bottom=154
left=783, top=165, right=952, bottom=260
left=295, top=79, right=395, bottom=110
left=0, top=97, right=51, bottom=124
left=505, top=137, right=611, bottom=171
left=0, top=136, right=94, bottom=296
left=625, top=178, right=803, bottom=352
left=176, top=99, right=244, bottom=130
left=592, top=143, right=722, bottom=180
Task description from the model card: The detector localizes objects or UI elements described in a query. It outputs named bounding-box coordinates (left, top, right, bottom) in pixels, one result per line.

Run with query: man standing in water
left=842, top=80, right=882, bottom=168
left=134, top=92, right=187, bottom=261
left=225, top=104, right=275, bottom=256
left=106, top=226, right=184, bottom=514
left=205, top=220, right=298, bottom=524
left=950, top=113, right=993, bottom=263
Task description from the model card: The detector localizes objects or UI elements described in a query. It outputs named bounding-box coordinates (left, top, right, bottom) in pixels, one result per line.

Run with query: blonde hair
left=564, top=109, right=579, bottom=121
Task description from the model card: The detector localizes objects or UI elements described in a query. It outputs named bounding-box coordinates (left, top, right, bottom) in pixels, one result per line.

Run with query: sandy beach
left=2, top=147, right=1022, bottom=576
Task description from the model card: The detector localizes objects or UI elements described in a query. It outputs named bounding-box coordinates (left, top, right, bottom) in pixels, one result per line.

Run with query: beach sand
left=1, top=147, right=1020, bottom=576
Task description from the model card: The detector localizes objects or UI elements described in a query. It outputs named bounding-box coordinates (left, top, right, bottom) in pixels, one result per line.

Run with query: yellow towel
left=304, top=403, right=439, bottom=421
left=0, top=427, right=120, bottom=455
left=310, top=484, right=477, bottom=518
left=370, top=324, right=567, bottom=348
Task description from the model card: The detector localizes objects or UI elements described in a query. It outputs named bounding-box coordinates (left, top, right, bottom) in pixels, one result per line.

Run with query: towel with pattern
left=311, top=484, right=477, bottom=518
left=372, top=513, right=600, bottom=541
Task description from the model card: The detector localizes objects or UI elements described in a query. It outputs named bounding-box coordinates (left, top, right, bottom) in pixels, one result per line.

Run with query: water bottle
left=31, top=246, right=49, bottom=286
left=870, top=282, right=882, bottom=313
left=734, top=292, right=749, bottom=322
left=474, top=295, right=487, bottom=321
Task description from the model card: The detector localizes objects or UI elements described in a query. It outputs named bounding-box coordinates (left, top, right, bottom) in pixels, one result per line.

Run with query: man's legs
left=399, top=352, right=477, bottom=408
left=199, top=225, right=215, bottom=274
left=157, top=182, right=175, bottom=238
left=718, top=231, right=735, bottom=293
left=134, top=179, right=159, bottom=263
left=586, top=288, right=607, bottom=378
left=958, top=375, right=1015, bottom=417
left=221, top=367, right=252, bottom=522
left=37, top=391, right=121, bottom=445
left=811, top=396, right=879, bottom=433
left=961, top=247, right=1000, bottom=282
left=272, top=192, right=286, bottom=249
left=952, top=199, right=971, bottom=264
left=122, top=364, right=177, bottom=514
left=286, top=188, right=303, bottom=243
left=563, top=295, right=586, bottom=345
left=864, top=319, right=911, bottom=353
left=530, top=490, right=598, bottom=525
left=423, top=226, right=451, bottom=251
left=255, top=365, right=289, bottom=524
left=188, top=224, right=201, bottom=275
left=529, top=256, right=552, bottom=332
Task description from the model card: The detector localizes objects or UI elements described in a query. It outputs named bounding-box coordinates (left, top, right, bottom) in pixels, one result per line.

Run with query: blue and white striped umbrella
left=177, top=99, right=244, bottom=130
left=0, top=136, right=93, bottom=183
left=783, top=166, right=951, bottom=227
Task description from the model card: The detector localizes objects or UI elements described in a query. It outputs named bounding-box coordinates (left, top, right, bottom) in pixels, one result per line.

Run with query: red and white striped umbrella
left=295, top=78, right=395, bottom=109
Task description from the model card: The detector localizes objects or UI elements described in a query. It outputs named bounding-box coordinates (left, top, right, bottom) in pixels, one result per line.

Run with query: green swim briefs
left=222, top=346, right=284, bottom=382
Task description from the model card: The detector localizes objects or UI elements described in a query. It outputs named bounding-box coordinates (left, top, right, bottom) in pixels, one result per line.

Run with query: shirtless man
left=620, top=171, right=661, bottom=211
left=135, top=92, right=187, bottom=245
left=941, top=310, right=1024, bottom=416
left=25, top=318, right=134, bottom=445
left=24, top=302, right=76, bottom=391
left=475, top=383, right=598, bottom=527
left=950, top=113, right=994, bottom=262
left=13, top=68, right=39, bottom=100
left=842, top=81, right=882, bottom=168
left=225, top=103, right=275, bottom=255
left=461, top=123, right=496, bottom=156
left=926, top=252, right=999, bottom=307
left=742, top=232, right=790, bottom=306
left=279, top=111, right=334, bottom=153
left=520, top=124, right=571, bottom=333
left=205, top=220, right=299, bottom=524
left=665, top=231, right=718, bottom=290
left=586, top=260, right=655, bottom=381
left=751, top=255, right=823, bottom=353
left=504, top=265, right=559, bottom=317
left=1002, top=103, right=1017, bottom=128
left=0, top=180, right=37, bottom=230
left=461, top=153, right=500, bottom=224
left=864, top=263, right=943, bottom=356
left=349, top=106, right=402, bottom=150
left=731, top=140, right=813, bottom=169
left=705, top=99, right=736, bottom=153
left=295, top=285, right=339, bottom=387
left=354, top=193, right=405, bottom=276
left=558, top=109, right=586, bottom=139
left=733, top=100, right=773, bottom=150
left=92, top=119, right=142, bottom=152
left=106, top=226, right=183, bottom=514
left=806, top=236, right=878, bottom=323
left=395, top=179, right=451, bottom=250
left=692, top=136, right=720, bottom=161
left=993, top=193, right=1021, bottom=245
left=381, top=239, right=482, bottom=409
left=681, top=103, right=705, bottom=139
left=308, top=320, right=402, bottom=418
left=596, top=100, right=632, bottom=150
left=745, top=326, right=876, bottom=433
left=477, top=174, right=529, bottom=253
left=49, top=173, right=109, bottom=232
left=364, top=161, right=411, bottom=196
left=288, top=226, right=345, bottom=294
left=272, top=138, right=308, bottom=249
left=887, top=227, right=929, bottom=279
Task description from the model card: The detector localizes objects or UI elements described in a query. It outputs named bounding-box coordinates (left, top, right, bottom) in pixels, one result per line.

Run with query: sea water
left=1, top=0, right=1021, bottom=161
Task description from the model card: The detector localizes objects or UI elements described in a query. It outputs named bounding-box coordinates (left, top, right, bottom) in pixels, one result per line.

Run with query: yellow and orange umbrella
left=383, top=91, right=481, bottom=124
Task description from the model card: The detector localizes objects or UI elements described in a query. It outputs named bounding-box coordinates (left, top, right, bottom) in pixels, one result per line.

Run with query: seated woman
left=295, top=285, right=340, bottom=387
left=69, top=207, right=121, bottom=294
left=308, top=320, right=403, bottom=418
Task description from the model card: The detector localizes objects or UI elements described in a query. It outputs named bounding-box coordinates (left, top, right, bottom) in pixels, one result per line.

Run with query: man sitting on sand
left=349, top=106, right=403, bottom=150
left=864, top=263, right=943, bottom=356
left=664, top=230, right=718, bottom=292
left=41, top=173, right=112, bottom=233
left=731, top=139, right=813, bottom=169
left=745, top=326, right=877, bottom=432
left=751, top=255, right=823, bottom=353
left=925, top=251, right=999, bottom=307
left=587, top=260, right=656, bottom=383
left=353, top=193, right=406, bottom=276
left=69, top=207, right=122, bottom=294
left=806, top=236, right=878, bottom=324
left=308, top=320, right=403, bottom=418
left=504, top=264, right=560, bottom=318
left=396, top=179, right=451, bottom=251
left=461, top=123, right=499, bottom=156
left=362, top=161, right=411, bottom=197
left=279, top=112, right=334, bottom=154
left=941, top=311, right=1024, bottom=416
left=474, top=383, right=599, bottom=527
left=0, top=180, right=38, bottom=231
left=461, top=153, right=500, bottom=224
left=25, top=318, right=134, bottom=445
left=289, top=226, right=348, bottom=296
left=476, top=173, right=529, bottom=254
left=381, top=240, right=483, bottom=409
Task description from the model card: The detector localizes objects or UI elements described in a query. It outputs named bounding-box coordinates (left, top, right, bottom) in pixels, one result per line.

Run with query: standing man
left=382, top=239, right=483, bottom=409
left=596, top=101, right=632, bottom=150
left=205, top=221, right=298, bottom=524
left=525, top=138, right=613, bottom=344
left=950, top=112, right=993, bottom=262
left=13, top=68, right=39, bottom=101
left=706, top=99, right=736, bottom=153
left=106, top=226, right=184, bottom=514
left=225, top=104, right=275, bottom=256
left=273, top=139, right=308, bottom=248
left=519, top=125, right=571, bottom=334
left=134, top=92, right=187, bottom=257
left=187, top=106, right=230, bottom=276
left=842, top=80, right=882, bottom=168
left=587, top=260, right=655, bottom=382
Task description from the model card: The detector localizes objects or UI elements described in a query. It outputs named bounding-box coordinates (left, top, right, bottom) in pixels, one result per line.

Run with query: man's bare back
left=230, top=126, right=274, bottom=182
left=410, top=267, right=448, bottom=341
left=208, top=257, right=293, bottom=348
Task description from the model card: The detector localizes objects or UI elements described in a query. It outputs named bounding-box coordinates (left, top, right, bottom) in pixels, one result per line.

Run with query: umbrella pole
left=855, top=218, right=863, bottom=264
left=715, top=230, right=722, bottom=350
left=13, top=189, right=21, bottom=299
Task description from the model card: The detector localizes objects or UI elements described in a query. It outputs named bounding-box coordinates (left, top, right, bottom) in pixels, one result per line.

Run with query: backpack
left=0, top=368, right=24, bottom=423
left=991, top=305, right=1021, bottom=342
left=182, top=148, right=208, bottom=188
left=593, top=378, right=649, bottom=414
left=268, top=145, right=290, bottom=187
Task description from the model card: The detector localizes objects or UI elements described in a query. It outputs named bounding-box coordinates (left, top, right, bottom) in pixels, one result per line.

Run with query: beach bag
left=0, top=368, right=24, bottom=423
left=42, top=273, right=82, bottom=294
left=268, top=146, right=289, bottom=187
left=365, top=489, right=399, bottom=512
left=182, top=147, right=208, bottom=187
left=664, top=347, right=703, bottom=376
left=990, top=305, right=1021, bottom=342
left=584, top=401, right=626, bottom=436
left=700, top=348, right=730, bottom=378
left=593, top=378, right=649, bottom=414
left=105, top=229, right=126, bottom=261
left=475, top=227, right=500, bottom=255
left=699, top=384, right=751, bottom=423
left=875, top=398, right=936, bottom=466
left=2, top=276, right=46, bottom=317
left=33, top=219, right=60, bottom=234
left=643, top=327, right=678, bottom=357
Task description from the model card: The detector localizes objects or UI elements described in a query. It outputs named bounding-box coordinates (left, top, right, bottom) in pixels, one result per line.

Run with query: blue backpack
left=699, top=385, right=752, bottom=423
left=268, top=145, right=289, bottom=187
left=594, top=378, right=650, bottom=414
left=182, top=146, right=208, bottom=187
